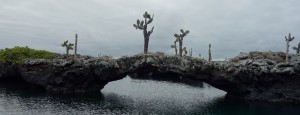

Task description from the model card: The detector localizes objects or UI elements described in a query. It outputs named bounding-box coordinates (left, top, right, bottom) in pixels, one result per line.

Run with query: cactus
left=293, top=42, right=300, bottom=54
left=285, top=33, right=295, bottom=62
left=74, top=33, right=78, bottom=57
left=61, top=40, right=74, bottom=55
left=174, top=29, right=190, bottom=57
left=183, top=47, right=188, bottom=56
left=133, top=11, right=154, bottom=54
left=171, top=41, right=178, bottom=55
left=189, top=48, right=193, bottom=57
left=208, top=43, right=212, bottom=62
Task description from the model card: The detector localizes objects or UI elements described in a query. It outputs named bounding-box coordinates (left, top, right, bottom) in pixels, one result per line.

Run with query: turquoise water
left=0, top=77, right=300, bottom=114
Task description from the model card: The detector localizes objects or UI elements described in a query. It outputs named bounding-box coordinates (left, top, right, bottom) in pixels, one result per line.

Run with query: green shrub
left=0, top=46, right=54, bottom=64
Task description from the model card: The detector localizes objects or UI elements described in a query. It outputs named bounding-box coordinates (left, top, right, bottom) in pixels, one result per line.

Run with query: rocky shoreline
left=1, top=52, right=300, bottom=104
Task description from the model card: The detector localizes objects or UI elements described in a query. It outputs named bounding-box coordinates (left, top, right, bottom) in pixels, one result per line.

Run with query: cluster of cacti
left=285, top=33, right=295, bottom=62
left=173, top=29, right=190, bottom=57
left=208, top=43, right=212, bottom=62
left=61, top=40, right=74, bottom=55
left=133, top=11, right=154, bottom=54
left=293, top=42, right=300, bottom=54
left=75, top=33, right=78, bottom=56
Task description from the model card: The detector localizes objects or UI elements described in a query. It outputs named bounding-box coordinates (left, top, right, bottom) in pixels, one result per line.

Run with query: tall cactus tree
left=61, top=40, right=74, bottom=55
left=174, top=29, right=189, bottom=57
left=208, top=43, right=212, bottom=62
left=285, top=33, right=295, bottom=63
left=74, top=33, right=78, bottom=57
left=133, top=11, right=154, bottom=54
left=293, top=42, right=300, bottom=54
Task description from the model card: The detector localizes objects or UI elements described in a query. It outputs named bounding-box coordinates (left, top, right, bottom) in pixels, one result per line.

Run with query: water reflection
left=204, top=97, right=300, bottom=115
left=0, top=77, right=300, bottom=114
left=101, top=76, right=226, bottom=114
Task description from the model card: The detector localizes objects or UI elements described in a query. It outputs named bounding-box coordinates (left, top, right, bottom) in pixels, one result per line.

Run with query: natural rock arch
left=1, top=53, right=299, bottom=104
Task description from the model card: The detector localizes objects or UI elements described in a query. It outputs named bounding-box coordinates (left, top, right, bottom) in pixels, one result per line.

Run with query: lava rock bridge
left=2, top=53, right=300, bottom=104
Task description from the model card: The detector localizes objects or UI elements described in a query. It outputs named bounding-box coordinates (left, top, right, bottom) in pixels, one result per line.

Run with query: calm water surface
left=0, top=77, right=300, bottom=115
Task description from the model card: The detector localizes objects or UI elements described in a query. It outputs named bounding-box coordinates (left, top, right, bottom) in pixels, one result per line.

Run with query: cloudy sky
left=0, top=0, right=299, bottom=59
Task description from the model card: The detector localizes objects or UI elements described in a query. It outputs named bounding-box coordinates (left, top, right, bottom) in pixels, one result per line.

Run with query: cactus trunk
left=286, top=41, right=289, bottom=63
left=208, top=44, right=212, bottom=62
left=66, top=49, right=69, bottom=55
left=75, top=34, right=78, bottom=56
left=175, top=45, right=178, bottom=56
left=297, top=44, right=300, bottom=54
left=179, top=40, right=183, bottom=57
left=143, top=23, right=149, bottom=54
left=144, top=36, right=149, bottom=54
left=189, top=48, right=192, bottom=57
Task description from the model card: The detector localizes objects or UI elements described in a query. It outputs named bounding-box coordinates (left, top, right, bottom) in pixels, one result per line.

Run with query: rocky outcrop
left=19, top=56, right=127, bottom=94
left=1, top=52, right=300, bottom=104
left=215, top=52, right=300, bottom=104
left=0, top=62, right=21, bottom=81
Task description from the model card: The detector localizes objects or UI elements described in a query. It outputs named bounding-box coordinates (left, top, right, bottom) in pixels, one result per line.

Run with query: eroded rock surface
left=1, top=52, right=300, bottom=104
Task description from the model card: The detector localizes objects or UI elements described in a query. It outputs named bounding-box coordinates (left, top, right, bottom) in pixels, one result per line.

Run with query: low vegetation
left=0, top=46, right=54, bottom=64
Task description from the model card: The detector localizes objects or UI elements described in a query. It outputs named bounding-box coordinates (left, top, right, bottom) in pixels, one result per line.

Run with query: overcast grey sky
left=0, top=0, right=299, bottom=59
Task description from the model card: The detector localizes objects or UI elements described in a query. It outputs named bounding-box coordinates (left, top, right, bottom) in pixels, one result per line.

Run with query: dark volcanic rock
left=220, top=53, right=300, bottom=104
left=19, top=56, right=126, bottom=94
left=1, top=52, right=300, bottom=104
left=0, top=62, right=21, bottom=81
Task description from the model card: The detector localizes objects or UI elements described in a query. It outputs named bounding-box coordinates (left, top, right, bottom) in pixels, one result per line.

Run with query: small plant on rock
left=285, top=33, right=295, bottom=62
left=189, top=48, right=193, bottom=57
left=174, top=29, right=190, bottom=57
left=293, top=42, right=300, bottom=54
left=61, top=40, right=74, bottom=55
